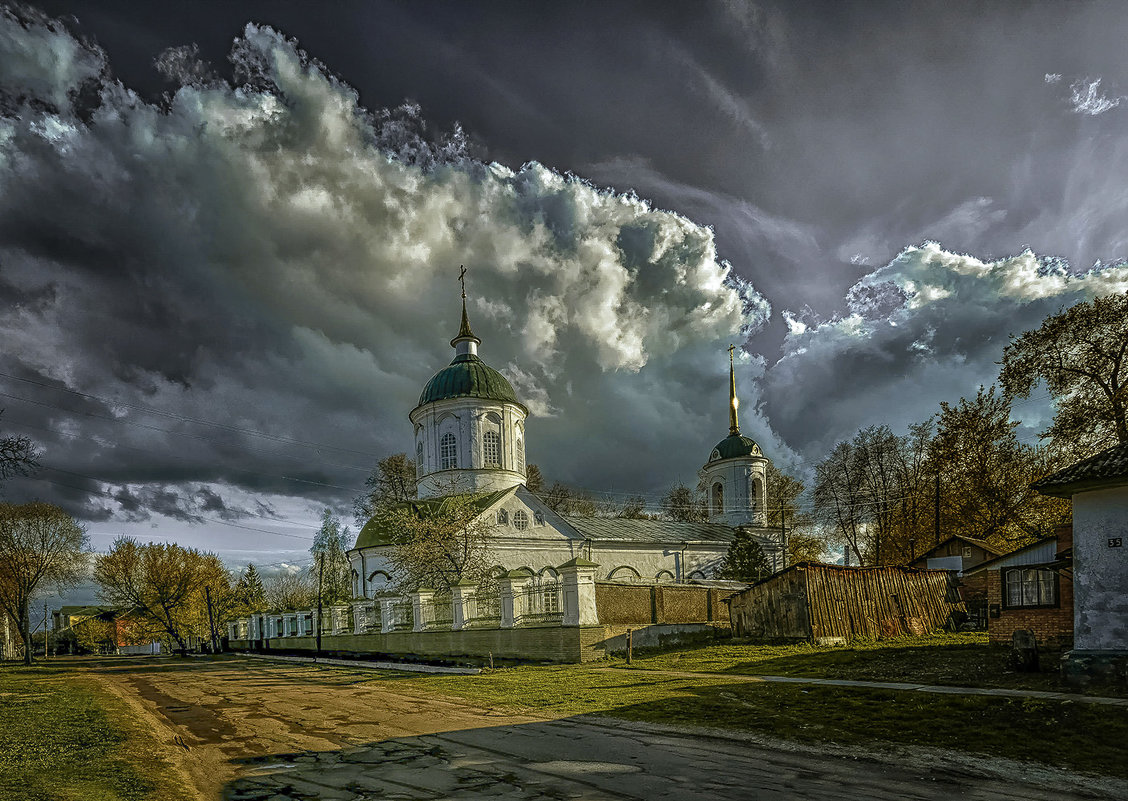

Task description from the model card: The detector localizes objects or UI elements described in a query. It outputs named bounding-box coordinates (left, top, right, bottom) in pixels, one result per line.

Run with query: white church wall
left=412, top=397, right=527, bottom=497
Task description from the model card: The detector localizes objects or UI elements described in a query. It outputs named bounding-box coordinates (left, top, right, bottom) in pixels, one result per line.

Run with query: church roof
left=417, top=353, right=524, bottom=408
left=708, top=432, right=762, bottom=462
left=353, top=487, right=516, bottom=550
left=565, top=517, right=736, bottom=544
left=1031, top=443, right=1128, bottom=497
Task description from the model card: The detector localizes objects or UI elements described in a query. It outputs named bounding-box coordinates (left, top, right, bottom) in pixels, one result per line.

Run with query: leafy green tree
left=720, top=530, right=771, bottom=582
left=354, top=453, right=417, bottom=525
left=377, top=494, right=494, bottom=591
left=0, top=502, right=89, bottom=664
left=1000, top=292, right=1128, bottom=458
left=524, top=463, right=545, bottom=493
left=94, top=538, right=232, bottom=655
left=233, top=563, right=267, bottom=613
left=929, top=385, right=1069, bottom=549
left=660, top=483, right=708, bottom=522
left=764, top=463, right=825, bottom=563
left=310, top=510, right=352, bottom=603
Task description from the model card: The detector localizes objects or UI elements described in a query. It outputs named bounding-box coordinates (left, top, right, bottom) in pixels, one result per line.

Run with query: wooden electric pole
left=316, top=551, right=324, bottom=658
left=204, top=586, right=218, bottom=654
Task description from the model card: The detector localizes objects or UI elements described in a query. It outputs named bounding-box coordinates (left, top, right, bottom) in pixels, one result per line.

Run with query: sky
left=3, top=1, right=1128, bottom=580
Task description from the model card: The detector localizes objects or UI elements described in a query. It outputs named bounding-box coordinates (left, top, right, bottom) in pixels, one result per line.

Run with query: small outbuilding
left=910, top=535, right=1004, bottom=628
left=726, top=562, right=965, bottom=642
left=1032, top=443, right=1128, bottom=680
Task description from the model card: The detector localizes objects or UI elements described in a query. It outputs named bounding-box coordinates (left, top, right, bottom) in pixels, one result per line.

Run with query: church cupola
left=699, top=345, right=768, bottom=527
left=410, top=267, right=528, bottom=498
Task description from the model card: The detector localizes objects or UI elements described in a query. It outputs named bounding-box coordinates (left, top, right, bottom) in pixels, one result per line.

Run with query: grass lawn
left=383, top=641, right=1128, bottom=778
left=0, top=662, right=184, bottom=801
left=618, top=632, right=1128, bottom=697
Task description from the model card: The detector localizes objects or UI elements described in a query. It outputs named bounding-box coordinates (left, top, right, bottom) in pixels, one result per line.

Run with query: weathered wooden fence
left=727, top=563, right=964, bottom=641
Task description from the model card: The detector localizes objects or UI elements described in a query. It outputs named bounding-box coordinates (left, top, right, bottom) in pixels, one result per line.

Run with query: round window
left=513, top=510, right=529, bottom=531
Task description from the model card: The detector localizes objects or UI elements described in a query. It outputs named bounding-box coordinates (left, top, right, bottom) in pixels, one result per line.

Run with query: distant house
left=726, top=562, right=965, bottom=642
left=1032, top=443, right=1128, bottom=680
left=910, top=536, right=1003, bottom=627
left=962, top=526, right=1073, bottom=650
left=53, top=606, right=160, bottom=655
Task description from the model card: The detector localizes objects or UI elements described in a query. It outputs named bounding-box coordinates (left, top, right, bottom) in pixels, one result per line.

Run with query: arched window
left=608, top=566, right=642, bottom=583
left=497, top=509, right=509, bottom=525
left=655, top=570, right=675, bottom=583
left=712, top=482, right=724, bottom=516
left=513, top=510, right=529, bottom=530
left=483, top=431, right=501, bottom=467
left=440, top=432, right=458, bottom=470
left=534, top=510, right=545, bottom=526
left=515, top=425, right=525, bottom=473
left=416, top=440, right=424, bottom=477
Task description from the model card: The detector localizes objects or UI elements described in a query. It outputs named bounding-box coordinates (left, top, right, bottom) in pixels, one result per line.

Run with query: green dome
left=418, top=353, right=522, bottom=407
left=708, top=433, right=762, bottom=462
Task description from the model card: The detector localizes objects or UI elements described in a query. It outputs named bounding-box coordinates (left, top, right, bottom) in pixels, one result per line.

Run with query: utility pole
left=934, top=471, right=941, bottom=546
left=43, top=602, right=48, bottom=660
left=316, top=551, right=324, bottom=658
left=204, top=586, right=218, bottom=655
left=780, top=509, right=788, bottom=570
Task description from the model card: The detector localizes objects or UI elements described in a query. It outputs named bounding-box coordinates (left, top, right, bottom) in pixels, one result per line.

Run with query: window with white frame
left=440, top=432, right=458, bottom=470
left=513, top=510, right=529, bottom=530
left=483, top=430, right=501, bottom=467
left=1004, top=567, right=1057, bottom=608
left=416, top=440, right=424, bottom=477
left=515, top=425, right=525, bottom=473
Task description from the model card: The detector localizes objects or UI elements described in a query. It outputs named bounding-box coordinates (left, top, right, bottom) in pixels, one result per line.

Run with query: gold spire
left=728, top=343, right=740, bottom=435
left=452, top=265, right=480, bottom=346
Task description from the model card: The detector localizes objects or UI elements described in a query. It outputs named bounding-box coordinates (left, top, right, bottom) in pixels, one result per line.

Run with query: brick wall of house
left=986, top=569, right=1074, bottom=648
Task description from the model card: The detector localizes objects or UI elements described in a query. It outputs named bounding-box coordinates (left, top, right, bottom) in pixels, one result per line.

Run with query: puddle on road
left=528, top=760, right=642, bottom=775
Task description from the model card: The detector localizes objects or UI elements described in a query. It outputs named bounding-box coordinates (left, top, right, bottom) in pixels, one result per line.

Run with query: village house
left=1031, top=443, right=1128, bottom=681
left=962, top=526, right=1074, bottom=651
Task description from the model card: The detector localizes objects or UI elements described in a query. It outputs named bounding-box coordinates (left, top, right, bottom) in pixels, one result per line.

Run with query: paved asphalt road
left=224, top=716, right=1121, bottom=801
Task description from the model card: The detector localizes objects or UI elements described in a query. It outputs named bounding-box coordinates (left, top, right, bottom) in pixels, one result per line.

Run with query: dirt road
left=85, top=656, right=1124, bottom=801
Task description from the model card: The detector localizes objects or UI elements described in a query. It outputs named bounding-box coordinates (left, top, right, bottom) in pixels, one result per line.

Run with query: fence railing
left=517, top=581, right=563, bottom=624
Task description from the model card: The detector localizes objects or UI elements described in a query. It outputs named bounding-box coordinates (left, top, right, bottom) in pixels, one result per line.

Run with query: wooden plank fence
left=728, top=563, right=965, bottom=641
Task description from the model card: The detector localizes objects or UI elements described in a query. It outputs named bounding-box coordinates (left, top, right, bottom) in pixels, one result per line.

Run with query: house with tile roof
left=1032, top=443, right=1128, bottom=680
left=349, top=280, right=783, bottom=598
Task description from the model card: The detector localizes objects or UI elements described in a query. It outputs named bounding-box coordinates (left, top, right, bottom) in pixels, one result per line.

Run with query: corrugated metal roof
left=565, top=517, right=736, bottom=543
left=1032, top=443, right=1128, bottom=497
left=963, top=537, right=1060, bottom=574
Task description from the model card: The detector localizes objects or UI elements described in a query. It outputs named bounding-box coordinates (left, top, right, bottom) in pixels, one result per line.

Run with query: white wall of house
left=1072, top=484, right=1128, bottom=652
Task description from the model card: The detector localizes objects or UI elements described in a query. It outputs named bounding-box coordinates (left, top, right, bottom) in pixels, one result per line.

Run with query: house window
left=497, top=509, right=509, bottom=525
left=483, top=431, right=501, bottom=467
left=513, top=510, right=529, bottom=531
left=440, top=432, right=458, bottom=470
left=1004, top=567, right=1057, bottom=608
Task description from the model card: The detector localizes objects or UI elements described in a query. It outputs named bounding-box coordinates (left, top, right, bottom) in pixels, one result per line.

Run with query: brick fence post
left=452, top=579, right=477, bottom=631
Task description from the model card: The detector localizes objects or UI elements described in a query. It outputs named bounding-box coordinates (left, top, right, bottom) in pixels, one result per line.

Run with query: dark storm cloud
left=4, top=1, right=1128, bottom=546
left=0, top=8, right=766, bottom=529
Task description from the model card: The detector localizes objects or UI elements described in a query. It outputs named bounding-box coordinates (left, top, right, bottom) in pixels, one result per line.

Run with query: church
left=348, top=282, right=785, bottom=597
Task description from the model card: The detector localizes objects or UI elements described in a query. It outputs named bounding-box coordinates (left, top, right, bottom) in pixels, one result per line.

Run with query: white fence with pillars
left=228, top=559, right=599, bottom=643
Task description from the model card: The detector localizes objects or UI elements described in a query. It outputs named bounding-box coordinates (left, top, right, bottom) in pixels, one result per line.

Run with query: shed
left=726, top=562, right=965, bottom=641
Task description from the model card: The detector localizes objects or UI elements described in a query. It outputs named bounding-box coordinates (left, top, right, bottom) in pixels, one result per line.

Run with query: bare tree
left=660, top=483, right=708, bottom=522
left=0, top=410, right=38, bottom=485
left=0, top=502, right=89, bottom=664
left=354, top=453, right=417, bottom=525
left=264, top=571, right=317, bottom=610
left=378, top=493, right=496, bottom=591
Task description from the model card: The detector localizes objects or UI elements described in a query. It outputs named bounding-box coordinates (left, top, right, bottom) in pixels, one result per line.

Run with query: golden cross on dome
left=458, top=265, right=467, bottom=299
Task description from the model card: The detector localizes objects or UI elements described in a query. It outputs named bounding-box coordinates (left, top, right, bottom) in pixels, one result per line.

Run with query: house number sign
left=1110, top=538, right=1124, bottom=548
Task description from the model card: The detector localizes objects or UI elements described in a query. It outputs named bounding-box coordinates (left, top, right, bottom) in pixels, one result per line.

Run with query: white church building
left=349, top=287, right=784, bottom=597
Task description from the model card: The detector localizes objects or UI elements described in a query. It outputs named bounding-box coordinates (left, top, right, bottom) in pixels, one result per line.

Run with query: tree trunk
left=19, top=599, right=31, bottom=666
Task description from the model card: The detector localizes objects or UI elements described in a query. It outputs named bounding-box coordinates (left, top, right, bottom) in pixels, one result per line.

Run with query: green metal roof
left=708, top=433, right=762, bottom=462
left=417, top=353, right=523, bottom=408
left=352, top=487, right=516, bottom=550
left=565, top=517, right=736, bottom=544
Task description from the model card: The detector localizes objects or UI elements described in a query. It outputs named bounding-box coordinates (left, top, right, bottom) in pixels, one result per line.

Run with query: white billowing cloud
left=0, top=14, right=768, bottom=526
left=1045, top=73, right=1062, bottom=84
left=763, top=242, right=1128, bottom=456
left=1069, top=77, right=1123, bottom=115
